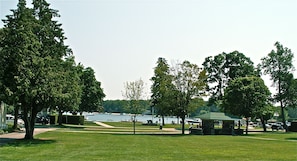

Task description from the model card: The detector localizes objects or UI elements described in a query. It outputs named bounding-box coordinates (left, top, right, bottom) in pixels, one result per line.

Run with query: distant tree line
left=103, top=100, right=150, bottom=114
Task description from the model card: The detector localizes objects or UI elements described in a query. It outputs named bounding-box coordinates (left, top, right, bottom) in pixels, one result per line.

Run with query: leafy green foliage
left=1, top=0, right=43, bottom=139
left=202, top=51, right=256, bottom=103
left=79, top=67, right=105, bottom=113
left=0, top=0, right=82, bottom=139
left=285, top=76, right=297, bottom=108
left=223, top=76, right=271, bottom=117
left=188, top=98, right=205, bottom=117
left=288, top=107, right=297, bottom=120
left=223, top=76, right=271, bottom=133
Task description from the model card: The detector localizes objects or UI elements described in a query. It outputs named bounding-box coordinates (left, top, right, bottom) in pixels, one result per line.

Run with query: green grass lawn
left=0, top=123, right=296, bottom=161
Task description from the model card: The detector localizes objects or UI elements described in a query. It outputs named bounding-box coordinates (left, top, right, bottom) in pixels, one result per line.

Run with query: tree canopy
left=79, top=67, right=105, bottom=114
left=0, top=0, right=103, bottom=139
left=202, top=51, right=256, bottom=105
left=223, top=76, right=271, bottom=134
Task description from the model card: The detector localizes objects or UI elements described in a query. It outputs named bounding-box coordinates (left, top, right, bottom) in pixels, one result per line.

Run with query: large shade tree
left=1, top=0, right=42, bottom=139
left=223, top=76, right=271, bottom=134
left=0, top=0, right=79, bottom=139
left=260, top=42, right=295, bottom=131
left=202, top=51, right=256, bottom=105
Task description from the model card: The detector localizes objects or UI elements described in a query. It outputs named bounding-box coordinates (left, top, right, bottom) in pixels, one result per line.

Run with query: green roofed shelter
left=198, top=112, right=239, bottom=121
left=196, top=112, right=243, bottom=135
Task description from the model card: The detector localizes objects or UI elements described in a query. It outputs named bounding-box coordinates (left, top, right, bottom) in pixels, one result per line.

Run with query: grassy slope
left=0, top=123, right=296, bottom=161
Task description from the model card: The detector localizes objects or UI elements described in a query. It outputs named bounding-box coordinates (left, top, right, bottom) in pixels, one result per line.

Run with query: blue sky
left=1, top=0, right=296, bottom=100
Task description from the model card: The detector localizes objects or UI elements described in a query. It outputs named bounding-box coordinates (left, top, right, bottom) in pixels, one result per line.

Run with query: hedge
left=50, top=115, right=84, bottom=125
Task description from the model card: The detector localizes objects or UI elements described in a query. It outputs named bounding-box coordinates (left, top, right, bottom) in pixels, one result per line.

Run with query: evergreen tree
left=79, top=67, right=105, bottom=114
left=150, top=57, right=174, bottom=125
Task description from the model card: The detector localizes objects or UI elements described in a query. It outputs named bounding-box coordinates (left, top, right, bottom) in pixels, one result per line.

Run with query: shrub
left=62, top=115, right=84, bottom=125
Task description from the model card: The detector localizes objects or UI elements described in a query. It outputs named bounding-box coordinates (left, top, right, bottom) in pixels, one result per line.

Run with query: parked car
left=271, top=123, right=283, bottom=131
left=248, top=122, right=258, bottom=127
left=6, top=114, right=24, bottom=125
left=263, top=124, right=271, bottom=128
left=35, top=116, right=49, bottom=125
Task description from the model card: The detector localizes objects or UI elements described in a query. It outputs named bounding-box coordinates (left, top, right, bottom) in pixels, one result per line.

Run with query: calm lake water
left=84, top=113, right=182, bottom=124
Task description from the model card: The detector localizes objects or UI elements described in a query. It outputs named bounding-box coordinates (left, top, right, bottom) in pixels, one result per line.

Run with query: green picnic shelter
left=197, top=112, right=242, bottom=135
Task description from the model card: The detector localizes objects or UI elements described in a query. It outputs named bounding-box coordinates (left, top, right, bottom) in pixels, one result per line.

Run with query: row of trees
left=0, top=0, right=105, bottom=139
left=150, top=43, right=296, bottom=134
left=103, top=100, right=150, bottom=113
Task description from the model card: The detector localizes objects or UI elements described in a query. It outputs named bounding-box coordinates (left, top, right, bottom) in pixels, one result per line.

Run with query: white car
left=6, top=114, right=24, bottom=125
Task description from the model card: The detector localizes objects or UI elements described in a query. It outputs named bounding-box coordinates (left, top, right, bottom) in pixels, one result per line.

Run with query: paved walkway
left=94, top=121, right=115, bottom=128
left=0, top=128, right=57, bottom=146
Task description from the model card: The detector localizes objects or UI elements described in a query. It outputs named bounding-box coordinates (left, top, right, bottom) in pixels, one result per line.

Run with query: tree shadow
left=0, top=138, right=56, bottom=147
left=285, top=137, right=297, bottom=141
left=111, top=133, right=189, bottom=137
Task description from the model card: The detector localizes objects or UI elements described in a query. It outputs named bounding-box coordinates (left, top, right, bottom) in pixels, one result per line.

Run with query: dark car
left=35, top=116, right=49, bottom=125
left=271, top=124, right=283, bottom=131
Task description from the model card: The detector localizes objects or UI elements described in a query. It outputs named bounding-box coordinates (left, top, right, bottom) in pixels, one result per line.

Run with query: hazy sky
left=1, top=0, right=296, bottom=100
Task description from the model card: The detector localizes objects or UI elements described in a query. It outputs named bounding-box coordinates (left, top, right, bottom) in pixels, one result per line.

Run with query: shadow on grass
left=35, top=124, right=86, bottom=130
left=286, top=137, right=297, bottom=141
left=111, top=133, right=189, bottom=137
left=2, top=138, right=56, bottom=147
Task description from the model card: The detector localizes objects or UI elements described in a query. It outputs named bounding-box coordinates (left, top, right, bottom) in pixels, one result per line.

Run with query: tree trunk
left=133, top=115, right=136, bottom=134
left=261, top=118, right=267, bottom=132
left=280, top=103, right=287, bottom=132
left=58, top=109, right=63, bottom=126
left=13, top=104, right=19, bottom=130
left=23, top=107, right=37, bottom=140
left=162, top=115, right=165, bottom=126
left=245, top=119, right=248, bottom=135
left=181, top=115, right=185, bottom=135
left=279, top=76, right=287, bottom=132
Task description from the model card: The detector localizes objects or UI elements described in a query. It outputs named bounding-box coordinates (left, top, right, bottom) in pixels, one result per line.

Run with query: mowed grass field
left=0, top=122, right=296, bottom=161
